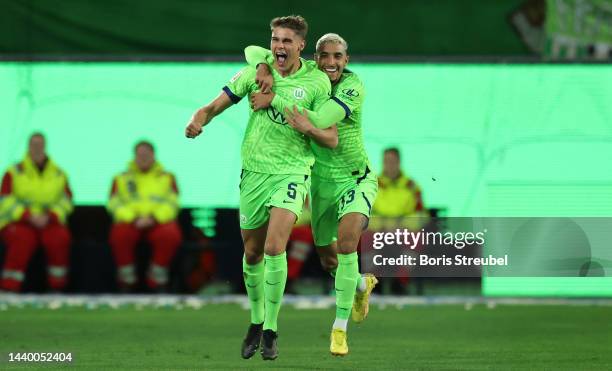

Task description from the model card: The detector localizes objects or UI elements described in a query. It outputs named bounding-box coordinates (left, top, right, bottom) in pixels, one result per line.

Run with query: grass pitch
left=1, top=303, right=611, bottom=370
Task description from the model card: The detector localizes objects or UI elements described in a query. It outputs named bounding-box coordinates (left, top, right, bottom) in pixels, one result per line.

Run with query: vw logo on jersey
left=342, top=88, right=359, bottom=97
left=266, top=107, right=288, bottom=125
left=293, top=88, right=305, bottom=100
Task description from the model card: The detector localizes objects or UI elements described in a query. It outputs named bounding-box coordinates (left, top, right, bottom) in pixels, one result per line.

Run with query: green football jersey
left=243, top=46, right=371, bottom=180
left=310, top=70, right=369, bottom=181
left=224, top=62, right=331, bottom=175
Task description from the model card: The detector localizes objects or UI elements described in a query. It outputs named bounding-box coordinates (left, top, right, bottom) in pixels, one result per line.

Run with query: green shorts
left=311, top=166, right=378, bottom=246
left=239, top=169, right=310, bottom=229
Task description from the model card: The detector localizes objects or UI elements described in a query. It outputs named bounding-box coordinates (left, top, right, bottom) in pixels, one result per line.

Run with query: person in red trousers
left=0, top=133, right=73, bottom=292
left=107, top=141, right=182, bottom=292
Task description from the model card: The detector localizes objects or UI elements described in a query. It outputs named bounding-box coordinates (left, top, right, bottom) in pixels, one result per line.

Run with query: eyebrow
left=319, top=52, right=344, bottom=57
left=272, top=36, right=294, bottom=42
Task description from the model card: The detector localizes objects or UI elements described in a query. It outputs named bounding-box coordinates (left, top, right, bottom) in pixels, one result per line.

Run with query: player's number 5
left=287, top=183, right=297, bottom=199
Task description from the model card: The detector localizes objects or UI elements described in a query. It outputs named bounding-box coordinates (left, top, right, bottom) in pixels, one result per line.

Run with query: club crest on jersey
left=266, top=107, right=288, bottom=125
left=293, top=88, right=305, bottom=100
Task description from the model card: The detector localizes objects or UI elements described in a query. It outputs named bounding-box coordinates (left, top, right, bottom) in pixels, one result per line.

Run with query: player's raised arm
left=244, top=46, right=345, bottom=128
left=285, top=106, right=338, bottom=149
left=185, top=92, right=232, bottom=138
left=244, top=45, right=275, bottom=93
left=244, top=45, right=274, bottom=66
left=186, top=65, right=258, bottom=138
left=250, top=84, right=346, bottom=130
left=292, top=97, right=346, bottom=129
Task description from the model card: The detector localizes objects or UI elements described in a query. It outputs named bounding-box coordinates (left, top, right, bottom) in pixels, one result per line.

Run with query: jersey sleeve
left=332, top=77, right=365, bottom=119
left=270, top=76, right=344, bottom=129
left=48, top=174, right=74, bottom=225
left=312, top=75, right=332, bottom=111
left=107, top=176, right=137, bottom=223
left=0, top=170, right=27, bottom=229
left=151, top=174, right=180, bottom=223
left=244, top=45, right=275, bottom=68
left=271, top=96, right=346, bottom=130
left=222, top=66, right=257, bottom=104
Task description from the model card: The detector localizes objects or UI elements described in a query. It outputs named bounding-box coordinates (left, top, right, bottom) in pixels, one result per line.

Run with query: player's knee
left=337, top=232, right=360, bottom=253
left=319, top=254, right=338, bottom=272
left=46, top=225, right=72, bottom=246
left=244, top=249, right=263, bottom=265
left=263, top=230, right=289, bottom=256
left=263, top=241, right=285, bottom=256
left=156, top=223, right=183, bottom=246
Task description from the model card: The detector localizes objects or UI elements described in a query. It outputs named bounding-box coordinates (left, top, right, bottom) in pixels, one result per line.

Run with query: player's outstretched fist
left=185, top=120, right=203, bottom=138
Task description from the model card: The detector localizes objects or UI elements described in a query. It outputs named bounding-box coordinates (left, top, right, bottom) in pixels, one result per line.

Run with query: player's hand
left=185, top=119, right=203, bottom=138
left=255, top=63, right=273, bottom=93
left=134, top=216, right=155, bottom=229
left=29, top=214, right=49, bottom=229
left=285, top=106, right=313, bottom=135
left=250, top=91, right=274, bottom=111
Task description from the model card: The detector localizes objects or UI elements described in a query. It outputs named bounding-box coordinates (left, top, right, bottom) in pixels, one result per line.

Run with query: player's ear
left=299, top=39, right=305, bottom=52
left=345, top=54, right=350, bottom=64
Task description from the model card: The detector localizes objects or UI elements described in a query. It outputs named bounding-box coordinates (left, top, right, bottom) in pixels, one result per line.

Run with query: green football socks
left=263, top=252, right=287, bottom=332
left=330, top=265, right=365, bottom=292
left=334, top=252, right=359, bottom=327
left=242, top=256, right=265, bottom=324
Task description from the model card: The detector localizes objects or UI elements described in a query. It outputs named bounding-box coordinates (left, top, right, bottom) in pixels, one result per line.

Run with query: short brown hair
left=29, top=132, right=45, bottom=142
left=270, top=15, right=308, bottom=39
left=384, top=147, right=400, bottom=160
left=135, top=140, right=155, bottom=153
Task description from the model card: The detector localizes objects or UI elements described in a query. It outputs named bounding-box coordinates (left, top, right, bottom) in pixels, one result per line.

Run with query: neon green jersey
left=244, top=46, right=371, bottom=181
left=224, top=62, right=331, bottom=175
left=311, top=70, right=370, bottom=180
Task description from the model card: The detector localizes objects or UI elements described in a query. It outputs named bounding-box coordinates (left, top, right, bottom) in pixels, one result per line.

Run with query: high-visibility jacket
left=0, top=155, right=73, bottom=230
left=107, top=161, right=179, bottom=224
left=373, top=172, right=424, bottom=217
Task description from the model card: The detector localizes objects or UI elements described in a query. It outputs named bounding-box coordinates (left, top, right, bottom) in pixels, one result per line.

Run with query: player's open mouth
left=324, top=67, right=338, bottom=73
left=276, top=52, right=287, bottom=66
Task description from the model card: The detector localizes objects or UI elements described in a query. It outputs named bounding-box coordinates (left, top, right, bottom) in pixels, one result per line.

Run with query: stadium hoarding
left=1, top=62, right=611, bottom=216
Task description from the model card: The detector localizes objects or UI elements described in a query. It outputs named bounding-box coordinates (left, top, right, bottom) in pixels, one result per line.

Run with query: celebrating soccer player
left=185, top=15, right=335, bottom=361
left=244, top=33, right=379, bottom=356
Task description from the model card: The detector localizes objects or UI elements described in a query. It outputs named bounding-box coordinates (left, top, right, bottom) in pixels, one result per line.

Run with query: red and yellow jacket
left=0, top=155, right=73, bottom=230
left=107, top=161, right=179, bottom=224
left=373, top=172, right=424, bottom=217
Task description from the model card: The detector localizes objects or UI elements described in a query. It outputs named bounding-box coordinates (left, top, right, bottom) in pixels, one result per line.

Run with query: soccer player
left=244, top=33, right=378, bottom=356
left=185, top=16, right=335, bottom=361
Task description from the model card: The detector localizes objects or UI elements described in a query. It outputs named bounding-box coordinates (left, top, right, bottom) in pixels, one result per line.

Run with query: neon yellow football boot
left=352, top=273, right=378, bottom=323
left=330, top=328, right=348, bottom=356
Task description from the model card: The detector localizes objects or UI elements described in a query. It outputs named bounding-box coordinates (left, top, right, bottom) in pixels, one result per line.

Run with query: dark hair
left=270, top=15, right=308, bottom=39
left=135, top=140, right=155, bottom=153
left=384, top=147, right=400, bottom=160
left=29, top=132, right=45, bottom=142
